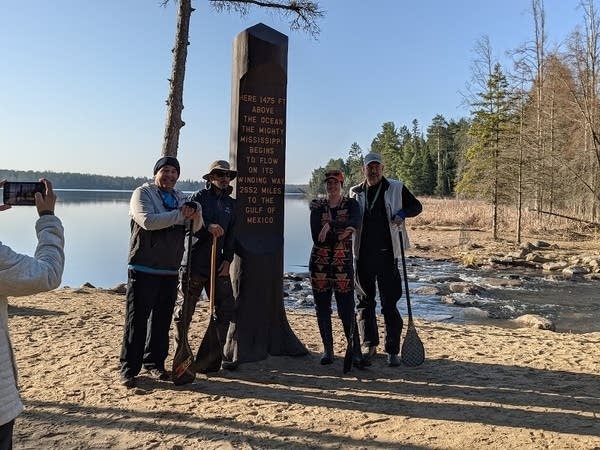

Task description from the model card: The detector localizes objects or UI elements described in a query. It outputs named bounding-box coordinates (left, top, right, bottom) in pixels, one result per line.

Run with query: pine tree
left=371, top=122, right=402, bottom=179
left=345, top=142, right=364, bottom=188
left=426, top=114, right=455, bottom=196
left=458, top=63, right=514, bottom=239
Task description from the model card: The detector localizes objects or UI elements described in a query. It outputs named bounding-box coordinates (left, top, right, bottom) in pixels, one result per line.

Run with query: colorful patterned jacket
left=308, top=197, right=360, bottom=293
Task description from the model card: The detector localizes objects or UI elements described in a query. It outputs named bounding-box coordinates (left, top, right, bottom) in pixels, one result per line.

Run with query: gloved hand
left=392, top=209, right=406, bottom=224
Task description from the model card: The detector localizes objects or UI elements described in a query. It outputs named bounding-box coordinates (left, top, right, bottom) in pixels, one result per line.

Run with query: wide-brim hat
left=202, top=160, right=237, bottom=181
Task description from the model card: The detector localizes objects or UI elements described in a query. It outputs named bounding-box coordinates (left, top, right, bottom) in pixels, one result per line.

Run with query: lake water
left=2, top=190, right=598, bottom=333
left=0, top=190, right=313, bottom=288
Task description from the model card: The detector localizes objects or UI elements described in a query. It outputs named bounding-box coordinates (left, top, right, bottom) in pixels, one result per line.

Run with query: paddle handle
left=398, top=231, right=413, bottom=321
left=184, top=219, right=194, bottom=303
left=209, top=234, right=217, bottom=320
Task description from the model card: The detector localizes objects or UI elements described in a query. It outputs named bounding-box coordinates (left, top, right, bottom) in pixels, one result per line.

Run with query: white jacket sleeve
left=0, top=215, right=65, bottom=297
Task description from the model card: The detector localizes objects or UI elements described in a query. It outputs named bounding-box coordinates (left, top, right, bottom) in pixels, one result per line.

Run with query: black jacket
left=188, top=184, right=236, bottom=278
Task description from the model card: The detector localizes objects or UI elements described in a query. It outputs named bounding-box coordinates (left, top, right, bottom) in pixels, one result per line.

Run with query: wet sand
left=8, top=287, right=600, bottom=449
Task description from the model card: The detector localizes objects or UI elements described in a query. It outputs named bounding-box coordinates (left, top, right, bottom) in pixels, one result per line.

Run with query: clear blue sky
left=0, top=0, right=584, bottom=184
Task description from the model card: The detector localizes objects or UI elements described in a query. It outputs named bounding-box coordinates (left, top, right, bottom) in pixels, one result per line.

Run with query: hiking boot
left=352, top=354, right=366, bottom=369
left=362, top=346, right=376, bottom=366
left=320, top=351, right=334, bottom=365
left=147, top=368, right=170, bottom=381
left=120, top=374, right=136, bottom=388
left=387, top=354, right=401, bottom=367
left=317, top=317, right=334, bottom=366
left=221, top=360, right=238, bottom=371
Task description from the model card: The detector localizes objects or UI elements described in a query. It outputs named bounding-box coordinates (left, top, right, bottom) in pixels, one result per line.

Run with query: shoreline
left=9, top=288, right=600, bottom=449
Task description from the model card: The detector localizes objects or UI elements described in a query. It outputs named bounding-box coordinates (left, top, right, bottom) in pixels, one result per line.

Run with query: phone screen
left=3, top=181, right=45, bottom=206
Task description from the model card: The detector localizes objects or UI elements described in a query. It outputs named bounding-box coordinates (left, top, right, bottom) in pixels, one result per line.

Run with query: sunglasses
left=213, top=170, right=231, bottom=178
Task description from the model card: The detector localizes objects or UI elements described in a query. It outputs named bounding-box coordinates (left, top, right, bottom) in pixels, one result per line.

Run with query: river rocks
left=509, top=248, right=531, bottom=259
left=542, top=261, right=569, bottom=271
left=441, top=295, right=483, bottom=307
left=480, top=277, right=523, bottom=288
left=489, top=256, right=540, bottom=268
left=512, top=314, right=556, bottom=331
left=448, top=282, right=482, bottom=295
left=429, top=275, right=464, bottom=283
left=531, top=240, right=551, bottom=248
left=414, top=285, right=446, bottom=296
left=562, top=265, right=589, bottom=276
left=584, top=256, right=600, bottom=269
left=525, top=253, right=550, bottom=263
left=462, top=307, right=489, bottom=318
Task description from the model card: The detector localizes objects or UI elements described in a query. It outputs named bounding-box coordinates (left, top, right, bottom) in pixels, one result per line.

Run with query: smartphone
left=2, top=181, right=45, bottom=206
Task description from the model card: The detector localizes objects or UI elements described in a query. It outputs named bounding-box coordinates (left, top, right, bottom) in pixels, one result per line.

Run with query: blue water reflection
left=0, top=190, right=313, bottom=288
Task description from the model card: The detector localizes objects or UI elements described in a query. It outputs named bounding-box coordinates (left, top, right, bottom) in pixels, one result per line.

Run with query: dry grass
left=414, top=197, right=599, bottom=242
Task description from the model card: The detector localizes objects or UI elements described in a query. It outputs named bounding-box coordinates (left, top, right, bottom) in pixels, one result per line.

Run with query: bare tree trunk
left=516, top=101, right=524, bottom=244
left=162, top=0, right=193, bottom=157
left=533, top=0, right=546, bottom=220
left=493, top=140, right=499, bottom=240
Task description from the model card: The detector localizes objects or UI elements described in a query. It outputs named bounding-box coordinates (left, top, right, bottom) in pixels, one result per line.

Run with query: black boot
left=317, top=318, right=334, bottom=365
left=342, top=316, right=366, bottom=370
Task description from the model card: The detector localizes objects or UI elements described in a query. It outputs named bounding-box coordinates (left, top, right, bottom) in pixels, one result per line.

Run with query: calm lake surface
left=0, top=190, right=313, bottom=288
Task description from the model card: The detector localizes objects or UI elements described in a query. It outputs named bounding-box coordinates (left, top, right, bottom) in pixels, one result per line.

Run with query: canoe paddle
left=172, top=219, right=197, bottom=385
left=399, top=231, right=425, bottom=367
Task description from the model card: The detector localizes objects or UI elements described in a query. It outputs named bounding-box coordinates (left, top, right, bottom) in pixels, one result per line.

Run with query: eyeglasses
left=213, top=170, right=231, bottom=178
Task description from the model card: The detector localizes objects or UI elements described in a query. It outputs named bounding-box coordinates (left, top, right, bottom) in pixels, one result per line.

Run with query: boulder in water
left=512, top=314, right=555, bottom=331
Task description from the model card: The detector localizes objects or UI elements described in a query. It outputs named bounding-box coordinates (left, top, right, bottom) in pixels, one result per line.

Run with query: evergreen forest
left=307, top=1, right=600, bottom=241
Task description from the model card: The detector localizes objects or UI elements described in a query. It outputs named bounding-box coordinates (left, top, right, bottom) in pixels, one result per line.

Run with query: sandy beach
left=8, top=284, right=600, bottom=449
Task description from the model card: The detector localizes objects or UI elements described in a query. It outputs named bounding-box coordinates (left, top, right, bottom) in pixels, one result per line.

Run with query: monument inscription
left=237, top=92, right=286, bottom=227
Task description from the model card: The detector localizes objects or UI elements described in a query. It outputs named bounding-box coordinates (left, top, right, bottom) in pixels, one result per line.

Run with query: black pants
left=0, top=419, right=14, bottom=450
left=120, top=270, right=178, bottom=377
left=313, top=288, right=355, bottom=328
left=356, top=250, right=403, bottom=355
left=173, top=272, right=236, bottom=347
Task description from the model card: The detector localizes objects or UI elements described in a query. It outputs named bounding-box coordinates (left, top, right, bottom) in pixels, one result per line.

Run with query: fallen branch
left=531, top=209, right=600, bottom=227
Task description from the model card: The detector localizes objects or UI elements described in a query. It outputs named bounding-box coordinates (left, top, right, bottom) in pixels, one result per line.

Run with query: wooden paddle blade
left=172, top=337, right=196, bottom=385
left=401, top=322, right=425, bottom=367
left=342, top=318, right=356, bottom=374
left=194, top=321, right=222, bottom=374
left=343, top=344, right=352, bottom=374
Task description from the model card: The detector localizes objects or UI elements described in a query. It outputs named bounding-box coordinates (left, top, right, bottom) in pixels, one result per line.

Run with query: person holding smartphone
left=0, top=178, right=65, bottom=449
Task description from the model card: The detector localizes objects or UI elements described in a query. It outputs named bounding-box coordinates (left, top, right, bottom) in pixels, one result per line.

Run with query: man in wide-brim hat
left=173, top=159, right=238, bottom=372
left=202, top=160, right=237, bottom=182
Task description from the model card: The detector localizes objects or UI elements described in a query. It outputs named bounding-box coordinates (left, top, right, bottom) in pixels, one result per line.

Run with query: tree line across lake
left=0, top=169, right=307, bottom=194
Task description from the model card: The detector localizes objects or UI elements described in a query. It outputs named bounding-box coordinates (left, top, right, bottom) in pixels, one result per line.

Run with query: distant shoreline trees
left=0, top=169, right=307, bottom=193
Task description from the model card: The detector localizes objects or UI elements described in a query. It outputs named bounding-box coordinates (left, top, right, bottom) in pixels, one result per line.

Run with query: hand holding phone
left=35, top=179, right=57, bottom=215
left=2, top=181, right=45, bottom=206
left=1, top=179, right=56, bottom=215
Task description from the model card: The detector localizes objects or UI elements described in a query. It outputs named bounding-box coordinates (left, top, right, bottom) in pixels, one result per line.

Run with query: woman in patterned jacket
left=308, top=170, right=364, bottom=369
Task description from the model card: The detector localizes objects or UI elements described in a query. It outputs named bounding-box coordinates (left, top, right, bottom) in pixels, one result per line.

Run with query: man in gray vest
left=349, top=152, right=422, bottom=367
